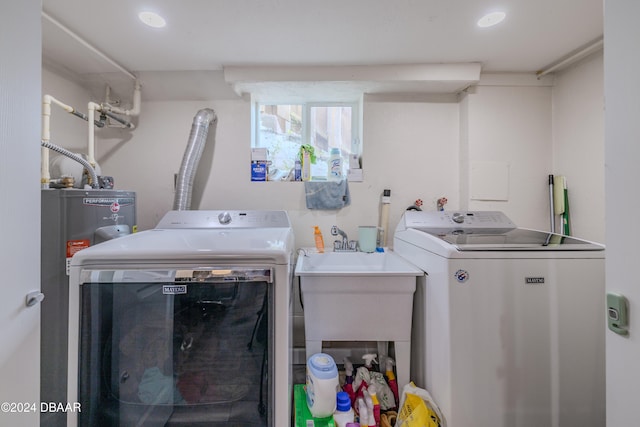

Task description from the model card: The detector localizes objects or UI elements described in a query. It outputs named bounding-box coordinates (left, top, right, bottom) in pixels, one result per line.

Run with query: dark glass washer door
left=78, top=268, right=272, bottom=427
left=433, top=228, right=603, bottom=251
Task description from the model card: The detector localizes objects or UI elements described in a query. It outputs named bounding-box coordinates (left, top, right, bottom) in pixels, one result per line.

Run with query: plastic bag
left=394, top=382, right=444, bottom=427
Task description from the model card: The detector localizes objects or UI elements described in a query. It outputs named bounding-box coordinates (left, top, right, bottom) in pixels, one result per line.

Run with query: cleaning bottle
left=343, top=357, right=356, bottom=405
left=313, top=226, right=325, bottom=253
left=368, top=384, right=381, bottom=427
left=306, top=353, right=339, bottom=418
left=362, top=354, right=378, bottom=372
left=363, top=389, right=375, bottom=427
left=328, top=147, right=343, bottom=181
left=356, top=397, right=369, bottom=427
left=294, top=159, right=302, bottom=181
left=333, top=391, right=355, bottom=427
left=384, top=357, right=399, bottom=409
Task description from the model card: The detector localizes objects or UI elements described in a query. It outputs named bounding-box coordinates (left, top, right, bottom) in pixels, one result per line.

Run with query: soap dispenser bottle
left=314, top=226, right=325, bottom=253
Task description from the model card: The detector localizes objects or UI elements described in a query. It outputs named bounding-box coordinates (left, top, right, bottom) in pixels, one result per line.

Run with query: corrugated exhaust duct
left=173, top=108, right=218, bottom=210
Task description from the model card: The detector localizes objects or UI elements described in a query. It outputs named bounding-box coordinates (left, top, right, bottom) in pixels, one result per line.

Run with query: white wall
left=551, top=52, right=605, bottom=243
left=95, top=97, right=461, bottom=249
left=0, top=2, right=41, bottom=425
left=463, top=83, right=554, bottom=231
left=42, top=64, right=606, bottom=245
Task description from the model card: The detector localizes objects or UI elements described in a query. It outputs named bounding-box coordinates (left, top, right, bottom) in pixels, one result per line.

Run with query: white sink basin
left=294, top=249, right=423, bottom=392
left=294, top=250, right=422, bottom=276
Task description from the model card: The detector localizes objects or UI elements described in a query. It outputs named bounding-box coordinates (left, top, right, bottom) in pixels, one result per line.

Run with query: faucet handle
left=348, top=240, right=358, bottom=251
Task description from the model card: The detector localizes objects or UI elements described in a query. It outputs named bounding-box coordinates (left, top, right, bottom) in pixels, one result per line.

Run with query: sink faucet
left=331, top=226, right=357, bottom=251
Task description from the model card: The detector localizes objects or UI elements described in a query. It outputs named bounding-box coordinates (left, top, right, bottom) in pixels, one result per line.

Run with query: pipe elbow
left=193, top=108, right=217, bottom=126
left=127, top=83, right=142, bottom=116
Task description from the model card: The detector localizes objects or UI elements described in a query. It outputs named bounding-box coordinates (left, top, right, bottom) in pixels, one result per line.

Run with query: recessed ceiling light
left=477, top=11, right=506, bottom=28
left=138, top=11, right=166, bottom=28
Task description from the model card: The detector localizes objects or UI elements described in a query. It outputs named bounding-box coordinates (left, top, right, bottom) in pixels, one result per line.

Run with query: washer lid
left=70, top=210, right=295, bottom=268
left=437, top=228, right=604, bottom=251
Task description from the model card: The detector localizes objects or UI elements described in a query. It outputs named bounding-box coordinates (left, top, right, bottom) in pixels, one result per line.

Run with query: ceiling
left=41, top=0, right=603, bottom=104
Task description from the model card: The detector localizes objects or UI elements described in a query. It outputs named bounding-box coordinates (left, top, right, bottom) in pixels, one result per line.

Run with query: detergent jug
left=306, top=353, right=339, bottom=418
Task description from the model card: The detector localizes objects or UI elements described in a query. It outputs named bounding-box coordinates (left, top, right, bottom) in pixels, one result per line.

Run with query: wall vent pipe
left=173, top=109, right=218, bottom=211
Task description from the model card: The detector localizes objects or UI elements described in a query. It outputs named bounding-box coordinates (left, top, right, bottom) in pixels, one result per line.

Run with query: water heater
left=40, top=188, right=136, bottom=427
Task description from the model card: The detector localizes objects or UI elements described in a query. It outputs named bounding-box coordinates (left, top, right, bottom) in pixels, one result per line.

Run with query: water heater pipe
left=87, top=102, right=102, bottom=168
left=173, top=108, right=218, bottom=211
left=41, top=141, right=99, bottom=189
left=87, top=83, right=140, bottom=168
left=101, top=81, right=142, bottom=117
left=41, top=95, right=72, bottom=187
left=42, top=95, right=86, bottom=187
left=101, top=111, right=135, bottom=129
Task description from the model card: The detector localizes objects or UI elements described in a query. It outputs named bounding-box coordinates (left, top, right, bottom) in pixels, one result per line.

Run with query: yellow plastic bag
left=395, top=382, right=444, bottom=427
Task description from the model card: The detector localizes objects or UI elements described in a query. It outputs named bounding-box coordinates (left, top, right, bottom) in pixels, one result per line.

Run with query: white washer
left=66, top=210, right=294, bottom=427
left=393, top=211, right=605, bottom=427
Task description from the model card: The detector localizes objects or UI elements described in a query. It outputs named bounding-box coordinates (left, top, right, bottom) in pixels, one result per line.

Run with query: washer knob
left=452, top=212, right=465, bottom=224
left=218, top=211, right=232, bottom=224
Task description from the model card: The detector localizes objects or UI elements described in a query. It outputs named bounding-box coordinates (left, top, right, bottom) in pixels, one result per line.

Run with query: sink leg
left=377, top=341, right=389, bottom=360
left=305, top=340, right=323, bottom=360
left=394, top=341, right=411, bottom=392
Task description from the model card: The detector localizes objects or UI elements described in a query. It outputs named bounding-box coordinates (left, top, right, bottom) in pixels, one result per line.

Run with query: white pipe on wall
left=102, top=81, right=142, bottom=117
left=42, top=11, right=137, bottom=81
left=87, top=102, right=101, bottom=167
left=537, top=37, right=603, bottom=78
left=41, top=95, right=74, bottom=188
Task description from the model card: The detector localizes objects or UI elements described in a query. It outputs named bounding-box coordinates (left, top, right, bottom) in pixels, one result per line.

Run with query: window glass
left=253, top=102, right=360, bottom=181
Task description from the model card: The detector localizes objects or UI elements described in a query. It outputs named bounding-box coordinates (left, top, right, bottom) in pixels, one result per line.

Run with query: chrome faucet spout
left=331, top=225, right=348, bottom=240
left=331, top=226, right=357, bottom=251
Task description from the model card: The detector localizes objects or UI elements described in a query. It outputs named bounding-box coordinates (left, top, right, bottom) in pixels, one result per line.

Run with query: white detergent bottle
left=328, top=147, right=342, bottom=181
left=333, top=391, right=355, bottom=427
left=306, top=353, right=339, bottom=417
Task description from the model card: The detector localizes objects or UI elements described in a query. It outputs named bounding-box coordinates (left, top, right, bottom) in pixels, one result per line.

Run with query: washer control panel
left=156, top=210, right=291, bottom=229
left=403, top=210, right=516, bottom=232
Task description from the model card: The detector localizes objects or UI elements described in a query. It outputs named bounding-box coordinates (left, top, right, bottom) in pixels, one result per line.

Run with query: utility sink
left=295, top=250, right=423, bottom=276
left=294, top=249, right=423, bottom=392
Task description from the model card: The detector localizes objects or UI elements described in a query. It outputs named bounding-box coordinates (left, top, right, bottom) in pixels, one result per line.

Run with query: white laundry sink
left=294, top=250, right=423, bottom=392
left=295, top=250, right=422, bottom=276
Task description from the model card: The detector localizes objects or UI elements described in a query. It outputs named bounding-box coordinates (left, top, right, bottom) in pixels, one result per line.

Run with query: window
left=252, top=100, right=362, bottom=181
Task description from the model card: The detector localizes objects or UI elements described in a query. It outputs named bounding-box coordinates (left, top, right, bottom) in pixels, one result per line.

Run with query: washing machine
left=393, top=210, right=605, bottom=427
left=66, top=210, right=294, bottom=427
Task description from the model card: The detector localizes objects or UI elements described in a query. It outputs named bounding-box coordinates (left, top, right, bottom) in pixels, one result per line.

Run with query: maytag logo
left=525, top=277, right=545, bottom=284
left=163, top=285, right=187, bottom=295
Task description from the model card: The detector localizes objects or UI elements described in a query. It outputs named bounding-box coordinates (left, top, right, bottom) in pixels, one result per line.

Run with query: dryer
left=393, top=211, right=605, bottom=427
left=66, top=210, right=294, bottom=427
